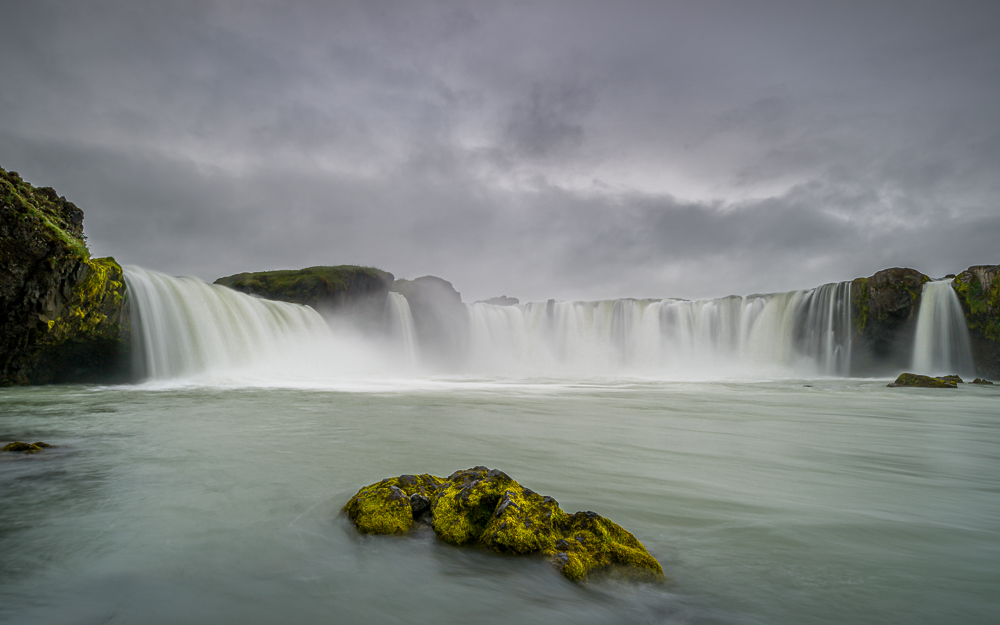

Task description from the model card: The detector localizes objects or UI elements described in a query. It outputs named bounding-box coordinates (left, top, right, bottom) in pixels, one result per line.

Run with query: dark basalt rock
left=1, top=441, right=52, bottom=454
left=1, top=167, right=132, bottom=385
left=343, top=466, right=663, bottom=582
left=390, top=276, right=469, bottom=366
left=952, top=265, right=1000, bottom=379
left=887, top=373, right=959, bottom=388
left=851, top=268, right=930, bottom=375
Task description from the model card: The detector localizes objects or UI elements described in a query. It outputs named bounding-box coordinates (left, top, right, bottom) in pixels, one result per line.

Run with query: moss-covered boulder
left=1, top=167, right=131, bottom=385
left=952, top=265, right=1000, bottom=379
left=887, top=373, right=959, bottom=388
left=1, top=441, right=52, bottom=454
left=971, top=378, right=994, bottom=385
left=343, top=466, right=664, bottom=582
left=851, top=268, right=930, bottom=375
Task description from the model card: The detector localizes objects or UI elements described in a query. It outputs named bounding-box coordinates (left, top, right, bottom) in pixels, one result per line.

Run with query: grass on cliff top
left=1, top=167, right=89, bottom=259
left=215, top=265, right=390, bottom=297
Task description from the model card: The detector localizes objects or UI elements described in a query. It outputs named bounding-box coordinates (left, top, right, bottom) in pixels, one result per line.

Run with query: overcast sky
left=2, top=0, right=998, bottom=302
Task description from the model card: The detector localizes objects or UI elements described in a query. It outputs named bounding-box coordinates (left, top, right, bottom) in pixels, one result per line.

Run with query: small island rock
left=343, top=466, right=663, bottom=582
left=1, top=441, right=52, bottom=454
left=887, top=373, right=959, bottom=388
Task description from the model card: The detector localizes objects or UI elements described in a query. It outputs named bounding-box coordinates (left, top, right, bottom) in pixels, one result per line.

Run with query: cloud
left=1, top=0, right=998, bottom=303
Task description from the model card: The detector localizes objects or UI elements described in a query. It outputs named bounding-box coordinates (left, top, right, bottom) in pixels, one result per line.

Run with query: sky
left=1, top=0, right=998, bottom=303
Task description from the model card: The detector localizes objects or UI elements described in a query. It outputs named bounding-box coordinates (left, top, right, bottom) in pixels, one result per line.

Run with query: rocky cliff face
left=214, top=265, right=395, bottom=330
left=952, top=265, right=1000, bottom=378
left=391, top=276, right=468, bottom=366
left=850, top=267, right=930, bottom=375
left=0, top=168, right=131, bottom=385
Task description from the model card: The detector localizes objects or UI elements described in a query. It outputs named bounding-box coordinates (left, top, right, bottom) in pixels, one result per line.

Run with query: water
left=912, top=280, right=975, bottom=376
left=1, top=380, right=998, bottom=624
left=2, top=269, right=996, bottom=623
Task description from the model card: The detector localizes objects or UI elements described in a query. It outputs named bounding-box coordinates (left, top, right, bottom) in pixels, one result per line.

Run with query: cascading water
left=386, top=291, right=419, bottom=366
left=124, top=265, right=856, bottom=383
left=461, top=282, right=854, bottom=377
left=911, top=280, right=975, bottom=376
left=124, top=266, right=332, bottom=381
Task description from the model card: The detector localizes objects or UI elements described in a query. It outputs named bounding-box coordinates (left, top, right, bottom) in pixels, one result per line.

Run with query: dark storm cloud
left=1, top=0, right=998, bottom=302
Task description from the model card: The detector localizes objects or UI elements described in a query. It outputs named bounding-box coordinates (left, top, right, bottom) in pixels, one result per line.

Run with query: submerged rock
left=887, top=373, right=959, bottom=388
left=1, top=441, right=52, bottom=454
left=343, top=466, right=664, bottom=582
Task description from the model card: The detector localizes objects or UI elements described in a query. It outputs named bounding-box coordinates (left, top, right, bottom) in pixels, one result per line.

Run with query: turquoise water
left=1, top=379, right=998, bottom=624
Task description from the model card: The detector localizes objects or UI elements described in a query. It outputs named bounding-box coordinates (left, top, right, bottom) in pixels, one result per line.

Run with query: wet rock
left=1, top=167, right=131, bottom=385
left=343, top=466, right=663, bottom=582
left=971, top=378, right=995, bottom=385
left=887, top=373, right=958, bottom=388
left=1, top=441, right=51, bottom=454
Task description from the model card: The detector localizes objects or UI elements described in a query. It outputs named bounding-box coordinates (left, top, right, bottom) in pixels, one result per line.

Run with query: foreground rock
left=1, top=167, right=131, bottom=385
left=344, top=466, right=664, bottom=582
left=1, top=441, right=52, bottom=454
left=887, top=373, right=961, bottom=388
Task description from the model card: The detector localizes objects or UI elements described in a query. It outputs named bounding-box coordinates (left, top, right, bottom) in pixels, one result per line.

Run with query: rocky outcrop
left=851, top=268, right=930, bottom=375
left=952, top=265, right=1000, bottom=379
left=391, top=276, right=468, bottom=366
left=1, top=167, right=131, bottom=385
left=1, top=441, right=52, bottom=454
left=344, top=466, right=663, bottom=582
left=477, top=296, right=519, bottom=306
left=214, top=266, right=394, bottom=331
left=887, top=373, right=960, bottom=388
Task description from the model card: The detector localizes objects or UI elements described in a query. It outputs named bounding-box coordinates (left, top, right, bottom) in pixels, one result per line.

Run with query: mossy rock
left=1, top=441, right=52, bottom=454
left=887, top=373, right=959, bottom=388
left=971, top=378, right=995, bottom=385
left=343, top=466, right=664, bottom=582
left=1, top=166, right=132, bottom=385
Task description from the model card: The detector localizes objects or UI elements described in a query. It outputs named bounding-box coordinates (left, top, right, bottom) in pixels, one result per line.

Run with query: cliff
left=850, top=267, right=929, bottom=374
left=214, top=265, right=394, bottom=331
left=952, top=265, right=1000, bottom=378
left=391, top=276, right=469, bottom=366
left=0, top=167, right=131, bottom=385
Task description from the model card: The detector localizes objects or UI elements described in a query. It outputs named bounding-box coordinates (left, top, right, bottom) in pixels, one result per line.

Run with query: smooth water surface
left=1, top=379, right=998, bottom=624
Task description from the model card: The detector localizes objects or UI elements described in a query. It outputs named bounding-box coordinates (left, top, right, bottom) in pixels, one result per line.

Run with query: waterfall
left=386, top=292, right=419, bottom=366
left=124, top=265, right=857, bottom=383
left=124, top=266, right=332, bottom=380
left=460, top=282, right=854, bottom=377
left=912, top=280, right=975, bottom=376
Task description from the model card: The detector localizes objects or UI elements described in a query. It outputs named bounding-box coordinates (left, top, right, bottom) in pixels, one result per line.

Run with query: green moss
left=344, top=474, right=447, bottom=534
left=0, top=169, right=89, bottom=260
left=887, top=373, right=958, bottom=388
left=215, top=265, right=392, bottom=307
left=954, top=272, right=1000, bottom=343
left=344, top=466, right=664, bottom=582
left=1, top=441, right=48, bottom=454
left=42, top=257, right=127, bottom=344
